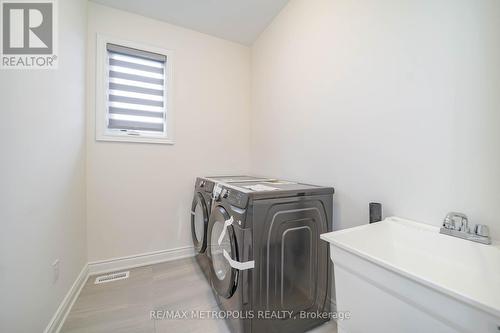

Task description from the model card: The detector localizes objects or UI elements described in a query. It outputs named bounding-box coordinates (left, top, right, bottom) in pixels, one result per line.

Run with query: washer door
left=191, top=192, right=209, bottom=253
left=207, top=206, right=238, bottom=299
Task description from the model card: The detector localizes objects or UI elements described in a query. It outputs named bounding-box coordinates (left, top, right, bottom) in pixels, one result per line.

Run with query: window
left=96, top=35, right=174, bottom=144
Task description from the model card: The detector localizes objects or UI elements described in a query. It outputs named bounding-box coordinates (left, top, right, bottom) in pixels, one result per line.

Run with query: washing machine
left=191, top=176, right=274, bottom=279
left=206, top=180, right=334, bottom=333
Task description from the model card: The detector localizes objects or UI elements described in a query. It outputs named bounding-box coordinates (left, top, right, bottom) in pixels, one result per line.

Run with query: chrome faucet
left=440, top=212, right=491, bottom=245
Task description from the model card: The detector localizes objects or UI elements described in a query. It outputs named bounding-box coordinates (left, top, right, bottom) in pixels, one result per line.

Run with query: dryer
left=206, top=180, right=334, bottom=333
left=190, top=176, right=274, bottom=279
left=191, top=177, right=215, bottom=279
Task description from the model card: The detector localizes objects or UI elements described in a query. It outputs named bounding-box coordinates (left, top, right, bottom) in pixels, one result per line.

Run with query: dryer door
left=207, top=206, right=238, bottom=299
left=191, top=192, right=209, bottom=253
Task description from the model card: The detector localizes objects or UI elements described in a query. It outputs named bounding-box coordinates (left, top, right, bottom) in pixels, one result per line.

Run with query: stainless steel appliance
left=206, top=180, right=334, bottom=332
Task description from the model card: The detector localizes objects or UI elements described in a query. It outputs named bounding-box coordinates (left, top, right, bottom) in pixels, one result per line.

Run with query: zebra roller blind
left=106, top=43, right=167, bottom=133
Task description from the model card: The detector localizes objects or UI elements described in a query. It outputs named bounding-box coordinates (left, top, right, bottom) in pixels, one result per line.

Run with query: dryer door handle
left=223, top=249, right=255, bottom=271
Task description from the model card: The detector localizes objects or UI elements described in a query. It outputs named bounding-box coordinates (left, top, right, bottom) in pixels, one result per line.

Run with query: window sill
left=96, top=133, right=175, bottom=145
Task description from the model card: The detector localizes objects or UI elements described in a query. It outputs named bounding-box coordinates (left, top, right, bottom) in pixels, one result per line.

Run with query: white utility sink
left=321, top=217, right=500, bottom=333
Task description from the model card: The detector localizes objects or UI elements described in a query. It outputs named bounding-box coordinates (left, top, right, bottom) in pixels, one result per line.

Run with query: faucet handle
left=474, top=224, right=490, bottom=238
left=443, top=214, right=454, bottom=229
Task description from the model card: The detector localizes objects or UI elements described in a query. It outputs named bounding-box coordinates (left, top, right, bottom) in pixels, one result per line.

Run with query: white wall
left=251, top=0, right=500, bottom=239
left=86, top=3, right=251, bottom=262
left=0, top=0, right=88, bottom=331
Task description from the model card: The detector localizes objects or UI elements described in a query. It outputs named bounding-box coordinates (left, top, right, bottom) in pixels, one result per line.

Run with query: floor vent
left=94, top=271, right=130, bottom=284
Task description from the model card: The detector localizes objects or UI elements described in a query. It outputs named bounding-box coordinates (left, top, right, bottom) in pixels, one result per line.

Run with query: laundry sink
left=321, top=217, right=500, bottom=333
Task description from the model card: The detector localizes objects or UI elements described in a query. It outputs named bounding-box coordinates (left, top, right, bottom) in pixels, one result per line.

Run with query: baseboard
left=44, top=264, right=89, bottom=333
left=44, top=246, right=194, bottom=332
left=87, top=246, right=195, bottom=276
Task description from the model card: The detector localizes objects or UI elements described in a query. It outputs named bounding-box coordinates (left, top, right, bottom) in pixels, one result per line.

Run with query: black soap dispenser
left=369, top=202, right=382, bottom=224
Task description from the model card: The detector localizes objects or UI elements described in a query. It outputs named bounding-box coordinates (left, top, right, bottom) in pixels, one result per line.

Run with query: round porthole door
left=191, top=193, right=208, bottom=253
left=207, top=206, right=238, bottom=299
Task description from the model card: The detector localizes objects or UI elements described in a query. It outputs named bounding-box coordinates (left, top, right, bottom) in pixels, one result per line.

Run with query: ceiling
left=90, top=0, right=290, bottom=45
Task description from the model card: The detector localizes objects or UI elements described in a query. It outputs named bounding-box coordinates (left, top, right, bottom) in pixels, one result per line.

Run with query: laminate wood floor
left=61, top=257, right=337, bottom=333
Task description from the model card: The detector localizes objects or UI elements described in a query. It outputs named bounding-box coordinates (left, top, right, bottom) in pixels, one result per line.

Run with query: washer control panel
left=212, top=183, right=223, bottom=201
left=225, top=188, right=249, bottom=209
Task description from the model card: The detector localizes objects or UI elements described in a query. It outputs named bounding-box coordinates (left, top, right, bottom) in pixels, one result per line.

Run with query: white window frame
left=95, top=34, right=174, bottom=144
